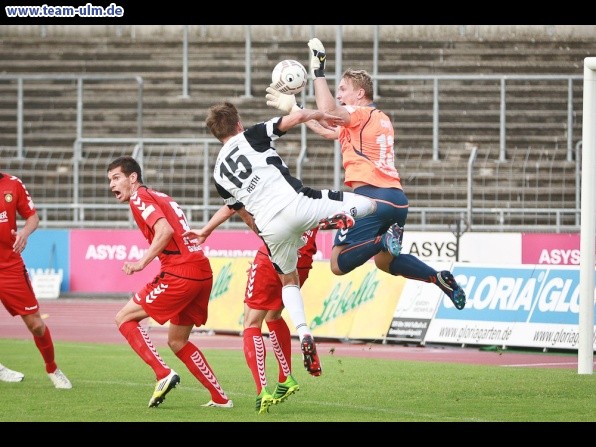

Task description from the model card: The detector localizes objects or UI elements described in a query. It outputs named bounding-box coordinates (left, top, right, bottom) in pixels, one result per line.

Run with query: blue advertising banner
left=21, top=229, right=70, bottom=293
left=425, top=264, right=596, bottom=350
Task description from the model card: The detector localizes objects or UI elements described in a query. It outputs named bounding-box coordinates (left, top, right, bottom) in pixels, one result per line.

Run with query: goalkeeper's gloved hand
left=308, top=38, right=326, bottom=78
left=266, top=84, right=299, bottom=114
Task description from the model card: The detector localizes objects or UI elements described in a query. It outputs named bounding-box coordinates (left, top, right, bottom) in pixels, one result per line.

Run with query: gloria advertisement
left=425, top=264, right=596, bottom=350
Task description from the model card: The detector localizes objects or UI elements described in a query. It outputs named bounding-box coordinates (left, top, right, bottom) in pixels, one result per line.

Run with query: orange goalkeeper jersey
left=338, top=105, right=402, bottom=190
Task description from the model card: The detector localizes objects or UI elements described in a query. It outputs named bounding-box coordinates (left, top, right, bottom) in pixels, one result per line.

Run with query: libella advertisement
left=203, top=258, right=405, bottom=340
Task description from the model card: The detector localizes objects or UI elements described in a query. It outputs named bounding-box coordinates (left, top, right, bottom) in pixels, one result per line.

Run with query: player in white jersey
left=206, top=101, right=376, bottom=376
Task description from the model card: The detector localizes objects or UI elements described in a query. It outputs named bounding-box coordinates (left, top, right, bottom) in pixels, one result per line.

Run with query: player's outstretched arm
left=267, top=81, right=340, bottom=139
left=304, top=119, right=339, bottom=140
left=182, top=204, right=235, bottom=244
left=277, top=107, right=341, bottom=133
left=308, top=38, right=348, bottom=122
left=235, top=207, right=259, bottom=234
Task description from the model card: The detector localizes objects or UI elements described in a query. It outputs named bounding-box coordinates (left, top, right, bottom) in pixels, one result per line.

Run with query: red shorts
left=244, top=249, right=312, bottom=311
left=1, top=261, right=39, bottom=316
left=134, top=260, right=213, bottom=327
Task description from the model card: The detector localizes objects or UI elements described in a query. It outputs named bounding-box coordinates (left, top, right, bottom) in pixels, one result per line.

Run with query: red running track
left=0, top=298, right=589, bottom=370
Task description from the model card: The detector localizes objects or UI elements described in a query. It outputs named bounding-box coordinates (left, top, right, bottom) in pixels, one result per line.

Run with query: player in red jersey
left=265, top=38, right=466, bottom=311
left=107, top=156, right=232, bottom=409
left=0, top=172, right=72, bottom=389
left=184, top=206, right=318, bottom=413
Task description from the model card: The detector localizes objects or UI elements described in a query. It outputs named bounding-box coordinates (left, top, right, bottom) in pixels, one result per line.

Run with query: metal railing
left=15, top=136, right=577, bottom=233
left=179, top=26, right=583, bottom=163
left=32, top=203, right=579, bottom=234
left=0, top=74, right=144, bottom=158
left=1, top=31, right=585, bottom=233
left=371, top=74, right=582, bottom=163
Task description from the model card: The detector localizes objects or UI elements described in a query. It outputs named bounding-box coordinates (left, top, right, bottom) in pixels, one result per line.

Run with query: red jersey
left=297, top=227, right=318, bottom=271
left=246, top=228, right=318, bottom=310
left=339, top=106, right=402, bottom=190
left=0, top=173, right=37, bottom=268
left=256, top=226, right=318, bottom=271
left=129, top=186, right=208, bottom=269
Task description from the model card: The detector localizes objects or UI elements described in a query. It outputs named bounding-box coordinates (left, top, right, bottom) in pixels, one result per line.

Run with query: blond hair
left=342, top=69, right=373, bottom=101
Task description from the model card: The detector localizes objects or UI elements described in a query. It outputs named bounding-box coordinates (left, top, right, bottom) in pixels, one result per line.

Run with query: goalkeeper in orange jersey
left=265, top=38, right=466, bottom=310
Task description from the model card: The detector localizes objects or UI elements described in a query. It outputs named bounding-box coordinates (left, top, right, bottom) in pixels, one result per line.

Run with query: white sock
left=281, top=284, right=310, bottom=341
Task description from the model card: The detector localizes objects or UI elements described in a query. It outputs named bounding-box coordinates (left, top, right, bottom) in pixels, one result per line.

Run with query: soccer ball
left=271, top=59, right=307, bottom=95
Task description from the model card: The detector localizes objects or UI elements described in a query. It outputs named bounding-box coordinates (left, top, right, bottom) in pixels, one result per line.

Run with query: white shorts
left=258, top=189, right=356, bottom=274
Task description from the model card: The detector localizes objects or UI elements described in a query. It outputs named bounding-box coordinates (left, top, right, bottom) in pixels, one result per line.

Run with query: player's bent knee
left=168, top=339, right=187, bottom=353
left=374, top=252, right=393, bottom=273
left=330, top=263, right=346, bottom=276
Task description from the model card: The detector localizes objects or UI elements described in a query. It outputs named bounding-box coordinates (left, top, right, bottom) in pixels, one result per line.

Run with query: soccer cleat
left=0, top=364, right=24, bottom=383
left=148, top=370, right=180, bottom=408
left=437, top=271, right=467, bottom=310
left=201, top=399, right=234, bottom=408
left=318, top=212, right=355, bottom=231
left=381, top=223, right=404, bottom=257
left=47, top=368, right=72, bottom=389
left=255, top=387, right=274, bottom=414
left=273, top=374, right=300, bottom=404
left=301, top=335, right=322, bottom=377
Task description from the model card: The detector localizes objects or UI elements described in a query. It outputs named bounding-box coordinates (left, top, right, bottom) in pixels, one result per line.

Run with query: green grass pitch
left=0, top=338, right=594, bottom=422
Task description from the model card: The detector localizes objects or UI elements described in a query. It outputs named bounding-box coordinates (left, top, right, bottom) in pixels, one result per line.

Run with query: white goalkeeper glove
left=308, top=38, right=326, bottom=78
left=266, top=84, right=301, bottom=115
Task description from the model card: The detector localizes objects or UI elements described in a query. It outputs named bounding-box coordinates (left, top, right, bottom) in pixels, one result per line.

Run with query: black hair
left=107, top=156, right=144, bottom=184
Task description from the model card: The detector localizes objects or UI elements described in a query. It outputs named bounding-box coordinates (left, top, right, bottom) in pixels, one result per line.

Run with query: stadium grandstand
left=0, top=25, right=594, bottom=232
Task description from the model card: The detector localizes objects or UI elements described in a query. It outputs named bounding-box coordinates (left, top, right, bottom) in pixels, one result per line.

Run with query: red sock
left=176, top=341, right=229, bottom=404
left=266, top=318, right=292, bottom=382
left=33, top=325, right=57, bottom=374
left=243, top=326, right=267, bottom=394
left=119, top=321, right=170, bottom=380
